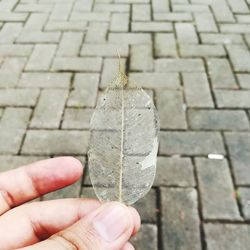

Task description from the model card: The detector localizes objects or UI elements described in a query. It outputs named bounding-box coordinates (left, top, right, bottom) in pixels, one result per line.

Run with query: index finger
left=0, top=157, right=83, bottom=215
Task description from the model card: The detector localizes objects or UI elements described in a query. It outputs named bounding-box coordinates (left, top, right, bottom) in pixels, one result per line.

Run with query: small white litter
left=208, top=154, right=224, bottom=160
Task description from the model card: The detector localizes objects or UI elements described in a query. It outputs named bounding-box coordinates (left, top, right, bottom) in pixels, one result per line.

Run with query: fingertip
left=121, top=242, right=135, bottom=250
left=128, top=206, right=141, bottom=236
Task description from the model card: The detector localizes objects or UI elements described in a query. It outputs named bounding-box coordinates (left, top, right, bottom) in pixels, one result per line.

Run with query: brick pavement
left=0, top=0, right=250, bottom=249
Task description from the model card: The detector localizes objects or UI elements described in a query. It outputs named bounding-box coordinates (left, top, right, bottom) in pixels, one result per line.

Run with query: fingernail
left=93, top=203, right=129, bottom=242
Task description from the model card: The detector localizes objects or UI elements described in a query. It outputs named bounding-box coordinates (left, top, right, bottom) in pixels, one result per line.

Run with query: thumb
left=23, top=202, right=140, bottom=250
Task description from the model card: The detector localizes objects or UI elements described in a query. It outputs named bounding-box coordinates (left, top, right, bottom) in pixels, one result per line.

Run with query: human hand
left=0, top=157, right=140, bottom=250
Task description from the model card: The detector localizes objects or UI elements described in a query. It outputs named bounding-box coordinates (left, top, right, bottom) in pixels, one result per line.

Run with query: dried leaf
left=88, top=60, right=159, bottom=205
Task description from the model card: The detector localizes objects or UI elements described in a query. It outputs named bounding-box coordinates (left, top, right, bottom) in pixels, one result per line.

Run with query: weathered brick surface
left=1, top=0, right=250, bottom=249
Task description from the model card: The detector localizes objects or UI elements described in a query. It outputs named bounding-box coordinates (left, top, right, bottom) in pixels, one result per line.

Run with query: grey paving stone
left=132, top=4, right=151, bottom=21
left=183, top=73, right=213, bottom=108
left=94, top=3, right=130, bottom=12
left=52, top=57, right=102, bottom=72
left=0, top=155, right=45, bottom=173
left=160, top=131, right=225, bottom=156
left=227, top=45, right=250, bottom=72
left=50, top=3, right=72, bottom=20
left=188, top=109, right=249, bottom=130
left=196, top=158, right=241, bottom=220
left=0, top=22, right=23, bottom=44
left=157, top=90, right=187, bottom=129
left=225, top=132, right=250, bottom=185
left=85, top=22, right=108, bottom=43
left=43, top=179, right=82, bottom=200
left=173, top=3, right=209, bottom=12
left=0, top=44, right=33, bottom=56
left=155, top=58, right=205, bottom=72
left=132, top=21, right=172, bottom=32
left=221, top=24, right=250, bottom=34
left=130, top=224, right=158, bottom=250
left=67, top=73, right=99, bottom=107
left=154, top=157, right=195, bottom=187
left=152, top=0, right=169, bottom=12
left=130, top=44, right=153, bottom=72
left=81, top=186, right=96, bottom=199
left=62, top=108, right=93, bottom=129
left=215, top=90, right=250, bottom=108
left=0, top=89, right=39, bottom=107
left=17, top=31, right=61, bottom=43
left=22, top=130, right=90, bottom=155
left=30, top=89, right=68, bottom=129
left=155, top=33, right=177, bottom=57
left=45, top=21, right=87, bottom=31
left=200, top=33, right=244, bottom=44
left=110, top=13, right=129, bottom=31
left=227, top=0, right=249, bottom=13
left=132, top=189, right=157, bottom=223
left=70, top=11, right=110, bottom=21
left=210, top=2, right=235, bottom=22
left=108, top=33, right=152, bottom=45
left=180, top=44, right=226, bottom=57
left=81, top=43, right=128, bottom=57
left=205, top=224, right=250, bottom=250
left=57, top=32, right=83, bottom=57
left=236, top=14, right=250, bottom=23
left=194, top=12, right=217, bottom=32
left=154, top=12, right=192, bottom=21
left=100, top=58, right=126, bottom=89
left=129, top=72, right=180, bottom=89
left=161, top=188, right=201, bottom=250
left=175, top=23, right=199, bottom=44
left=15, top=3, right=53, bottom=12
left=207, top=58, right=237, bottom=89
left=26, top=44, right=57, bottom=71
left=18, top=73, right=72, bottom=88
left=0, top=12, right=28, bottom=22
left=238, top=187, right=250, bottom=220
left=237, top=74, right=250, bottom=89
left=23, top=13, right=48, bottom=31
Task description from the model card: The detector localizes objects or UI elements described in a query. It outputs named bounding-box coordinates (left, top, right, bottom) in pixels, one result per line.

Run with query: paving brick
left=108, top=33, right=152, bottom=45
left=0, top=155, right=45, bottom=172
left=45, top=21, right=87, bottom=31
left=225, top=132, right=250, bottom=185
left=155, top=33, right=177, bottom=57
left=85, top=22, right=108, bottom=43
left=26, top=44, right=57, bottom=71
left=132, top=22, right=172, bottom=32
left=152, top=0, right=169, bottom=12
left=67, top=73, right=99, bottom=107
left=210, top=2, right=235, bottom=22
left=161, top=188, right=201, bottom=250
left=0, top=23, right=23, bottom=44
left=43, top=179, right=82, bottom=200
left=130, top=44, right=153, bottom=72
left=132, top=189, right=157, bottom=223
left=200, top=33, right=244, bottom=44
left=157, top=90, right=187, bottom=129
left=0, top=57, right=27, bottom=87
left=0, top=12, right=28, bottom=22
left=70, top=11, right=110, bottom=21
left=110, top=13, right=129, bottom=32
left=81, top=44, right=128, bottom=57
left=115, top=0, right=149, bottom=3
left=52, top=57, right=102, bottom=72
left=0, top=108, right=31, bottom=154
left=175, top=23, right=198, bottom=44
left=94, top=3, right=130, bottom=12
left=207, top=58, right=237, bottom=89
left=154, top=12, right=192, bottom=21
left=0, top=45, right=33, bottom=56
left=22, top=130, right=90, bottom=155
left=154, top=157, right=195, bottom=187
left=220, top=24, right=250, bottom=34
left=196, top=158, right=241, bottom=220
left=18, top=73, right=71, bottom=88
left=15, top=3, right=53, bottom=12
left=132, top=4, right=151, bottom=21
left=81, top=186, right=96, bottom=199
left=188, top=109, right=249, bottom=130
left=160, top=131, right=225, bottom=156
left=129, top=72, right=180, bottom=89
left=238, top=188, right=250, bottom=220
left=23, top=13, right=48, bottom=31
left=227, top=0, right=249, bottom=13
left=227, top=45, right=250, bottom=72
left=57, top=32, right=83, bottom=57
left=215, top=90, right=250, bottom=108
left=236, top=14, right=250, bottom=23
left=17, top=31, right=61, bottom=43
left=73, top=0, right=93, bottom=11
left=0, top=89, right=39, bottom=107
left=237, top=74, right=250, bottom=89
left=183, top=73, right=213, bottom=108
left=130, top=224, right=158, bottom=250
left=180, top=44, right=226, bottom=57
left=173, top=3, right=209, bottom=12
left=194, top=12, right=217, bottom=32
left=30, top=89, right=68, bottom=129
left=155, top=59, right=205, bottom=72
left=100, top=58, right=126, bottom=88
left=50, top=3, right=72, bottom=20
left=205, top=224, right=250, bottom=250
left=62, top=108, right=93, bottom=129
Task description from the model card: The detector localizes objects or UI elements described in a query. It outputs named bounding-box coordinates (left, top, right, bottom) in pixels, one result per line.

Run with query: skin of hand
left=0, top=157, right=141, bottom=250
